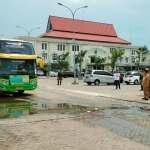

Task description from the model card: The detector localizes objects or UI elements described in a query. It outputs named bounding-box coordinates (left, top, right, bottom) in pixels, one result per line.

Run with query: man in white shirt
left=114, top=70, right=120, bottom=89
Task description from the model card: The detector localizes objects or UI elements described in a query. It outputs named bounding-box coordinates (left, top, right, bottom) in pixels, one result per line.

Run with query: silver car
left=83, top=70, right=115, bottom=85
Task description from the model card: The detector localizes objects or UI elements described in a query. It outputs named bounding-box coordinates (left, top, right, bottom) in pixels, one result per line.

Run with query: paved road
left=0, top=77, right=150, bottom=150
left=38, top=77, right=149, bottom=104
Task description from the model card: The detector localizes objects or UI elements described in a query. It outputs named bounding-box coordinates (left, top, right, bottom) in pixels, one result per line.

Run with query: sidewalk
left=0, top=113, right=150, bottom=150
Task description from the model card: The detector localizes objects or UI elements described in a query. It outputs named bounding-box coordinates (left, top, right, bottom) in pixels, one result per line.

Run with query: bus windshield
left=0, top=59, right=36, bottom=75
left=0, top=40, right=35, bottom=54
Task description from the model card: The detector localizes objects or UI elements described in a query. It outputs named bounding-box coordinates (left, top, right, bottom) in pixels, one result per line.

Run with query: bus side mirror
left=39, top=59, right=44, bottom=68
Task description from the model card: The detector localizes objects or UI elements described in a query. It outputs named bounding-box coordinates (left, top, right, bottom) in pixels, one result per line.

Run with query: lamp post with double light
left=58, top=2, right=88, bottom=84
left=16, top=26, right=40, bottom=37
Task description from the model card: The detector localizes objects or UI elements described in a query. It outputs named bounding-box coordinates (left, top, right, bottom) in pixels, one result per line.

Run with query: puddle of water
left=1, top=93, right=150, bottom=121
left=38, top=101, right=97, bottom=114
left=0, top=93, right=37, bottom=119
left=0, top=93, right=98, bottom=119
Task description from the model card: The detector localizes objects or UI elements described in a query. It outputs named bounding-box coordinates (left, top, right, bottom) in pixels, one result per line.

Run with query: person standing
left=138, top=68, right=149, bottom=100
left=114, top=70, right=120, bottom=89
left=57, top=70, right=63, bottom=85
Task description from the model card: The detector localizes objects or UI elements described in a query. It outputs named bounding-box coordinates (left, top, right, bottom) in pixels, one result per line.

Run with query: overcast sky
left=1, top=0, right=150, bottom=48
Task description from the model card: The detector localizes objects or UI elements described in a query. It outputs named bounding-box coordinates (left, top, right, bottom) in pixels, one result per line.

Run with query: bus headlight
left=30, top=80, right=37, bottom=84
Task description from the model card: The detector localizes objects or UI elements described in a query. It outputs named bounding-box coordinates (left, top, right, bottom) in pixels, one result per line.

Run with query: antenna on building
left=130, top=28, right=131, bottom=43
left=83, top=10, right=84, bottom=20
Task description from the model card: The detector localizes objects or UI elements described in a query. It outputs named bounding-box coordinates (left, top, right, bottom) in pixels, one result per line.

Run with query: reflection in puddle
left=0, top=93, right=97, bottom=118
left=0, top=93, right=37, bottom=119
left=38, top=102, right=95, bottom=114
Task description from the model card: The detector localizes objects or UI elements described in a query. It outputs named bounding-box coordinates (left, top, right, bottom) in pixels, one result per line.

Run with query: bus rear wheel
left=18, top=90, right=24, bottom=94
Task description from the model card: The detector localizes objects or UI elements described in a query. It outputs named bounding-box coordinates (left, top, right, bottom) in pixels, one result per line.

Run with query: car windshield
left=0, top=41, right=35, bottom=54
left=0, top=59, right=36, bottom=75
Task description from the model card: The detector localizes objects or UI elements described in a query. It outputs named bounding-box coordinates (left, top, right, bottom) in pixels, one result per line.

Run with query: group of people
left=57, top=69, right=150, bottom=101
left=113, top=68, right=150, bottom=100
left=138, top=68, right=150, bottom=100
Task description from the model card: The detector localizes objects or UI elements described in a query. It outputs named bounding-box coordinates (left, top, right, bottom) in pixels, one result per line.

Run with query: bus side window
left=0, top=46, right=9, bottom=53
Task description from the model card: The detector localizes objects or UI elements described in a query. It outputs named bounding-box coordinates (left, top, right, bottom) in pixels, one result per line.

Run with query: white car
left=49, top=71, right=58, bottom=77
left=83, top=70, right=115, bottom=85
left=123, top=71, right=140, bottom=85
left=37, top=70, right=44, bottom=76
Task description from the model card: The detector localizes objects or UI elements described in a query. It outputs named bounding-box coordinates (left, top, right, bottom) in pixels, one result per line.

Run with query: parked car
left=83, top=70, right=115, bottom=85
left=37, top=70, right=44, bottom=76
left=63, top=71, right=78, bottom=78
left=49, top=71, right=58, bottom=77
left=123, top=71, right=140, bottom=85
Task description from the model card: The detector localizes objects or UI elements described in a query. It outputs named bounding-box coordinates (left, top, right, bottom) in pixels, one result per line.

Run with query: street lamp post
left=58, top=2, right=88, bottom=84
left=16, top=26, right=40, bottom=37
left=0, top=34, right=9, bottom=38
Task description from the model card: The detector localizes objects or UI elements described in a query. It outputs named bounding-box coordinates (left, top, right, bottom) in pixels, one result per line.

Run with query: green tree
left=51, top=53, right=69, bottom=71
left=75, top=50, right=87, bottom=73
left=57, top=52, right=69, bottom=70
left=133, top=46, right=149, bottom=69
left=88, top=55, right=106, bottom=70
left=107, top=49, right=124, bottom=71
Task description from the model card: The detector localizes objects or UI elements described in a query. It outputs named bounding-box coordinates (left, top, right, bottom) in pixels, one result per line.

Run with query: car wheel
left=87, top=82, right=91, bottom=85
left=94, top=80, right=100, bottom=85
left=125, top=82, right=130, bottom=85
left=107, top=83, right=110, bottom=85
left=134, top=80, right=139, bottom=85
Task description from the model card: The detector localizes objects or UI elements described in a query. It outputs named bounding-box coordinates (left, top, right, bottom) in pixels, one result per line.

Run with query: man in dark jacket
left=57, top=70, right=63, bottom=85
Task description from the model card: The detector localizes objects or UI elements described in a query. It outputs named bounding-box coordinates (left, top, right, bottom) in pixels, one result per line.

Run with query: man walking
left=114, top=70, right=120, bottom=89
left=57, top=70, right=63, bottom=85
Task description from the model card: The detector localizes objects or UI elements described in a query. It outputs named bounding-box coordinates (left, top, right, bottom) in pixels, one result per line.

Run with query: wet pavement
left=1, top=78, right=150, bottom=149
left=1, top=92, right=150, bottom=148
left=77, top=107, right=150, bottom=147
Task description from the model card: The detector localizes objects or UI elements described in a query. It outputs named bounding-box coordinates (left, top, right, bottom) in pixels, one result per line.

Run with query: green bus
left=0, top=39, right=44, bottom=94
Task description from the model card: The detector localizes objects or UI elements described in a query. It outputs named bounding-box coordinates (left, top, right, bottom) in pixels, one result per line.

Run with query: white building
left=18, top=16, right=149, bottom=71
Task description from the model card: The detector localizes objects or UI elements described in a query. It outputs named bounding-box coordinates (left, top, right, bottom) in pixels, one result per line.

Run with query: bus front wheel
left=18, top=90, right=25, bottom=94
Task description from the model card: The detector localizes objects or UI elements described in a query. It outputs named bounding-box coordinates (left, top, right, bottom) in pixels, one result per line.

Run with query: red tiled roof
left=49, top=16, right=117, bottom=37
left=39, top=31, right=130, bottom=44
left=39, top=16, right=131, bottom=45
